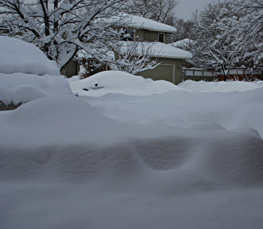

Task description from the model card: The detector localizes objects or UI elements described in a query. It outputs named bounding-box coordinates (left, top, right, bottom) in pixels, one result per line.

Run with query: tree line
left=126, top=0, right=262, bottom=79
left=173, top=0, right=262, bottom=79
left=0, top=0, right=262, bottom=78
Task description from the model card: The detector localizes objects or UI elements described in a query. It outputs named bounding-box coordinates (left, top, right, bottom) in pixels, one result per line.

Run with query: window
left=158, top=33, right=165, bottom=43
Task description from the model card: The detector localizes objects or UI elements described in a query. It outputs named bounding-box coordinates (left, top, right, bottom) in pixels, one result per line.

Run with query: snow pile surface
left=178, top=79, right=263, bottom=92
left=70, top=70, right=180, bottom=96
left=0, top=36, right=60, bottom=75
left=0, top=36, right=73, bottom=106
left=70, top=71, right=263, bottom=97
left=0, top=73, right=73, bottom=105
left=1, top=70, right=263, bottom=228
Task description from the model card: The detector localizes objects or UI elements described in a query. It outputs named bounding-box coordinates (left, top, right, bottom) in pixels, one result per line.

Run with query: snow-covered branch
left=192, top=0, right=248, bottom=80
left=0, top=0, right=129, bottom=70
left=109, top=41, right=159, bottom=75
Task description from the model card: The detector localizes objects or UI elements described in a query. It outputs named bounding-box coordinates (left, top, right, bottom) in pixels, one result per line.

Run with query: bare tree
left=236, top=0, right=263, bottom=67
left=123, top=0, right=178, bottom=24
left=168, top=18, right=195, bottom=42
left=109, top=41, right=159, bottom=75
left=0, top=0, right=127, bottom=70
left=192, top=0, right=243, bottom=80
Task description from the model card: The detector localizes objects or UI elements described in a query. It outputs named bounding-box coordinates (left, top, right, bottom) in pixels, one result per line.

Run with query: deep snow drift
left=1, top=67, right=263, bottom=228
left=0, top=35, right=263, bottom=229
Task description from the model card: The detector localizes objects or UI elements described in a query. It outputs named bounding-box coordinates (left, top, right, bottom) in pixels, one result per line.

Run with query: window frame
left=158, top=33, right=165, bottom=43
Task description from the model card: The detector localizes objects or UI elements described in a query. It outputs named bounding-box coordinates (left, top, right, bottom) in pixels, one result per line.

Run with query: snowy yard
left=1, top=37, right=263, bottom=229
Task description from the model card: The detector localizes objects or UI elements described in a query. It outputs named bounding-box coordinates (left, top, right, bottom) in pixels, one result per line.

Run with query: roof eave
left=127, top=26, right=176, bottom=34
left=152, top=55, right=193, bottom=60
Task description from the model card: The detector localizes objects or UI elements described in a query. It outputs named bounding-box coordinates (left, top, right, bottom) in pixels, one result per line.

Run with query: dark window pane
left=159, top=33, right=164, bottom=43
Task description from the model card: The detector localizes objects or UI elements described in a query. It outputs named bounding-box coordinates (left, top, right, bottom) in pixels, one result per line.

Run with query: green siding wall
left=139, top=64, right=173, bottom=82
left=144, top=30, right=159, bottom=42
left=61, top=59, right=78, bottom=77
left=137, top=58, right=183, bottom=84
left=136, top=30, right=168, bottom=43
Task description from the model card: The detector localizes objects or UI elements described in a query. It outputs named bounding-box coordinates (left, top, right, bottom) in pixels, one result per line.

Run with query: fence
left=182, top=68, right=219, bottom=81
left=182, top=68, right=263, bottom=81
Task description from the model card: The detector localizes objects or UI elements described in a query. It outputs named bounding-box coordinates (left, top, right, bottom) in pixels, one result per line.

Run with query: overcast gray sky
left=175, top=0, right=215, bottom=20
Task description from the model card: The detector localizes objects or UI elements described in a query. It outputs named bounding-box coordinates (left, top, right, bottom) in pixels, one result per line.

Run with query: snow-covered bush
left=0, top=36, right=60, bottom=76
left=0, top=37, right=73, bottom=110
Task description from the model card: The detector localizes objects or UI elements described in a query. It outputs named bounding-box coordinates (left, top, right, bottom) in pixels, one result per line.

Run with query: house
left=63, top=14, right=192, bottom=84
left=115, top=15, right=192, bottom=84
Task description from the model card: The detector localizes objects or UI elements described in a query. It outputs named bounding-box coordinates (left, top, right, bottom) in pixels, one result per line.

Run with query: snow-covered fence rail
left=217, top=68, right=263, bottom=81
left=182, top=68, right=220, bottom=81
left=183, top=68, right=263, bottom=81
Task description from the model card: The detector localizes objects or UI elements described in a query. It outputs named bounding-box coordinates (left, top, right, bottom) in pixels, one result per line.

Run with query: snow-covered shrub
left=0, top=37, right=73, bottom=110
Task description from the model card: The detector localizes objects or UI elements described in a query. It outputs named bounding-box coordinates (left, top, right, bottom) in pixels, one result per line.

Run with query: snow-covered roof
left=120, top=41, right=192, bottom=59
left=126, top=14, right=176, bottom=33
left=111, top=13, right=177, bottom=33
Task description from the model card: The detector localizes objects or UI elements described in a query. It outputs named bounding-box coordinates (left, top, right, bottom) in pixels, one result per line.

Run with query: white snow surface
left=179, top=79, right=263, bottom=92
left=1, top=70, right=263, bottom=229
left=0, top=36, right=72, bottom=105
left=70, top=71, right=179, bottom=97
left=119, top=41, right=192, bottom=59
left=0, top=36, right=60, bottom=76
left=0, top=73, right=73, bottom=105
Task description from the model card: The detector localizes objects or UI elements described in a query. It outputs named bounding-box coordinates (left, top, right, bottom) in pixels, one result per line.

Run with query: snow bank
left=0, top=73, right=73, bottom=105
left=1, top=71, right=263, bottom=228
left=1, top=94, right=263, bottom=228
left=0, top=36, right=60, bottom=75
left=1, top=94, right=263, bottom=186
left=178, top=79, right=263, bottom=92
left=70, top=70, right=180, bottom=96
left=87, top=86, right=263, bottom=137
left=70, top=72, right=263, bottom=98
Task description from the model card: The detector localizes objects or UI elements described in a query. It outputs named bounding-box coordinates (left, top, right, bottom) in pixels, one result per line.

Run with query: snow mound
left=1, top=95, right=263, bottom=188
left=0, top=36, right=60, bottom=75
left=87, top=86, right=263, bottom=137
left=178, top=79, right=263, bottom=92
left=1, top=86, right=263, bottom=228
left=70, top=70, right=179, bottom=96
left=2, top=126, right=263, bottom=187
left=0, top=73, right=73, bottom=105
left=0, top=96, right=119, bottom=140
